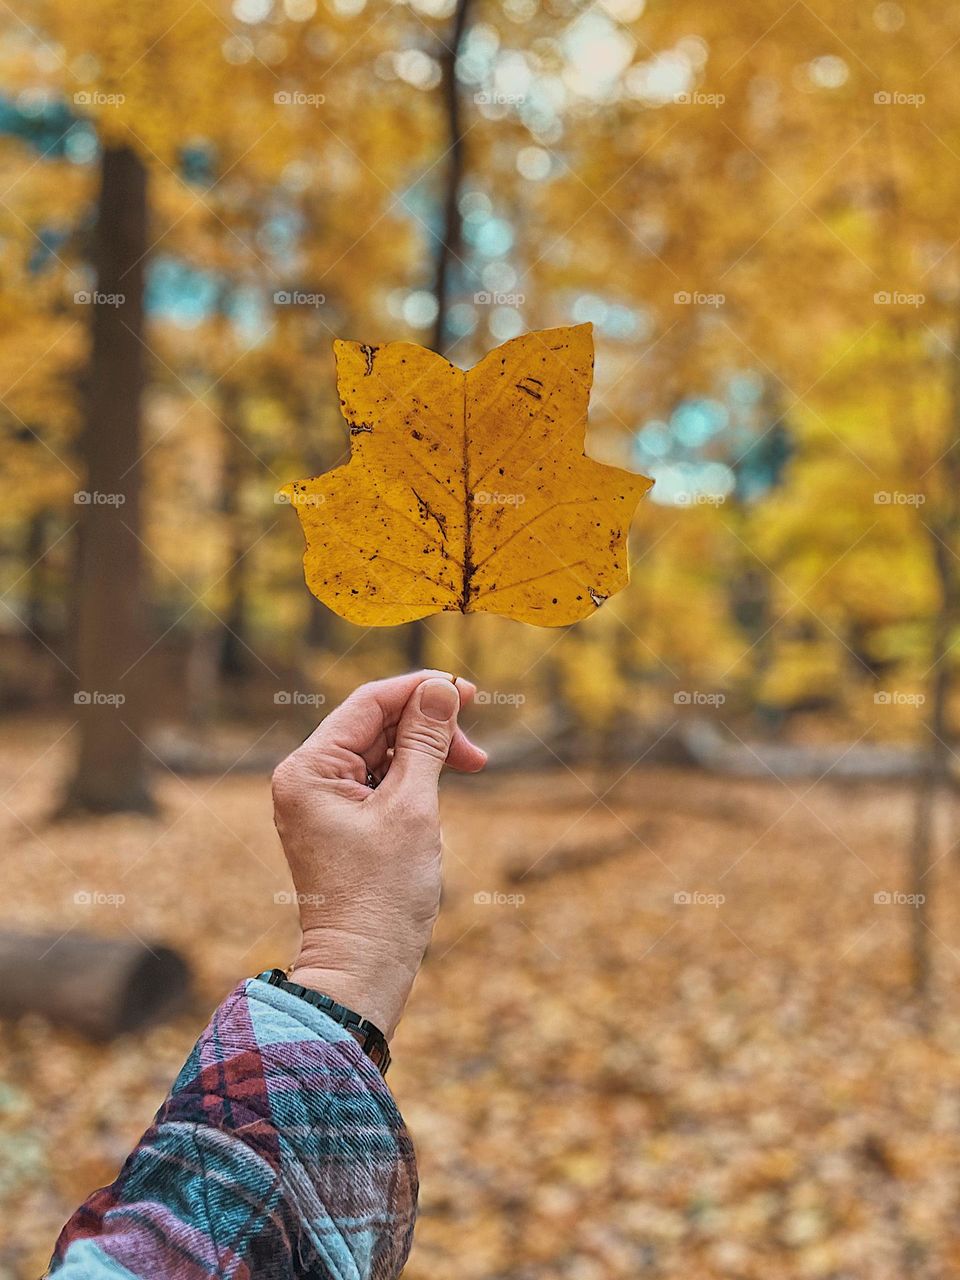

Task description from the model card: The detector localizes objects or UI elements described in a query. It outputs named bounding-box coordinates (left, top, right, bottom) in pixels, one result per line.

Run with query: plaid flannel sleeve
left=47, top=978, right=418, bottom=1280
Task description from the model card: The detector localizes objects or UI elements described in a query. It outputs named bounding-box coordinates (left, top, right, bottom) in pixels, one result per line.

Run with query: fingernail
left=419, top=678, right=460, bottom=720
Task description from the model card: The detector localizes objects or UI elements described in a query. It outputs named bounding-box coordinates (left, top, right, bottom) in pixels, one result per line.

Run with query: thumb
left=386, top=677, right=461, bottom=793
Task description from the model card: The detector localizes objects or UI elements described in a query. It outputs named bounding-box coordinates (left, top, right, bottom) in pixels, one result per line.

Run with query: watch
left=255, top=968, right=391, bottom=1076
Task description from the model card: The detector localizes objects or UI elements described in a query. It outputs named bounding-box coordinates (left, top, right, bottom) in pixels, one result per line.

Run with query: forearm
left=48, top=979, right=418, bottom=1280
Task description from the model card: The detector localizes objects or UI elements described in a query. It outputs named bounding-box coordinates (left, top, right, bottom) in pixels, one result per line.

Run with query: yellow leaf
left=282, top=324, right=653, bottom=626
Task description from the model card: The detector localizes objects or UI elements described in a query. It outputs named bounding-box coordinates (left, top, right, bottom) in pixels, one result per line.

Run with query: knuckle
left=350, top=679, right=379, bottom=705
left=399, top=724, right=452, bottom=758
left=271, top=756, right=304, bottom=808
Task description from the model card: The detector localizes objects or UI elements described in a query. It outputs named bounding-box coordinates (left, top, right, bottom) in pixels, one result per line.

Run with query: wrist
left=288, top=925, right=423, bottom=1039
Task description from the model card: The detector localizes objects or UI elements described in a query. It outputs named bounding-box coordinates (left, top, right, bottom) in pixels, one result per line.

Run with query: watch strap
left=255, top=969, right=391, bottom=1076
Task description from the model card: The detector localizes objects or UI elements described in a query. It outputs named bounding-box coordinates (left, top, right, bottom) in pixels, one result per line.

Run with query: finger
left=377, top=680, right=485, bottom=771
left=447, top=724, right=487, bottom=772
left=448, top=682, right=487, bottom=770
left=378, top=680, right=485, bottom=773
left=377, top=722, right=485, bottom=775
left=380, top=677, right=462, bottom=794
left=295, top=671, right=473, bottom=778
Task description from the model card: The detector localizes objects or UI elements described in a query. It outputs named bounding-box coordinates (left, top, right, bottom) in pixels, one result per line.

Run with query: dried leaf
left=282, top=323, right=653, bottom=626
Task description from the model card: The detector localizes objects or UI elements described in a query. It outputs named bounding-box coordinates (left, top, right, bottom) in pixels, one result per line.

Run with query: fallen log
left=0, top=931, right=191, bottom=1039
left=679, top=718, right=929, bottom=781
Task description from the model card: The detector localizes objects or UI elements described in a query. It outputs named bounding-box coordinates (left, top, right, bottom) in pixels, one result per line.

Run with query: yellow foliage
left=756, top=638, right=844, bottom=711
left=557, top=633, right=625, bottom=729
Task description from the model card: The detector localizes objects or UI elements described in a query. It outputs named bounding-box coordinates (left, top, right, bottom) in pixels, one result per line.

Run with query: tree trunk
left=404, top=0, right=472, bottom=671
left=23, top=510, right=50, bottom=646
left=296, top=404, right=336, bottom=653
left=304, top=599, right=334, bottom=649
left=431, top=0, right=470, bottom=360
left=62, top=145, right=153, bottom=814
left=910, top=294, right=960, bottom=998
left=909, top=588, right=949, bottom=1000
left=218, top=383, right=249, bottom=681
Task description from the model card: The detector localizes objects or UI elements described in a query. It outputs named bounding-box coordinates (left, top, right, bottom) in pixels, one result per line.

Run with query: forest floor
left=3, top=717, right=960, bottom=1279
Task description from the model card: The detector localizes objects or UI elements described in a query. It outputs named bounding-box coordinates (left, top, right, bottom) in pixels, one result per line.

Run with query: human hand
left=271, top=670, right=486, bottom=1037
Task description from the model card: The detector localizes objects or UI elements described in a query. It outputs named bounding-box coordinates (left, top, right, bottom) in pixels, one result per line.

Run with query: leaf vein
left=471, top=560, right=592, bottom=602
left=332, top=540, right=455, bottom=592
left=471, top=497, right=604, bottom=573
